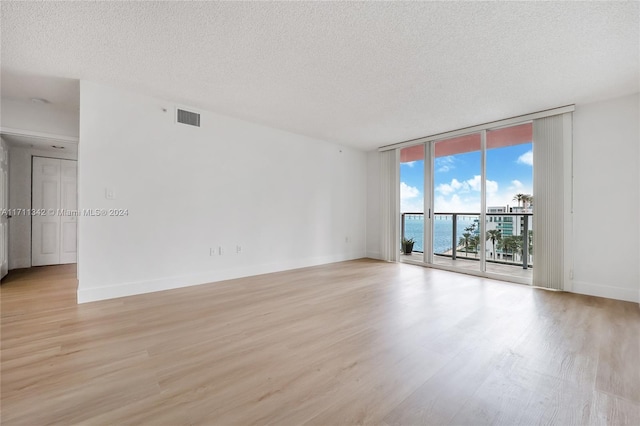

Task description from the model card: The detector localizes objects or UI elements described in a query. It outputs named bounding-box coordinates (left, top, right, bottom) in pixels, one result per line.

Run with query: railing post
left=522, top=215, right=529, bottom=269
left=452, top=213, right=457, bottom=260
left=401, top=213, right=406, bottom=247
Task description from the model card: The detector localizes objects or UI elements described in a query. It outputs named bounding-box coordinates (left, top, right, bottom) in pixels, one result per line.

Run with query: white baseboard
left=77, top=252, right=365, bottom=303
left=366, top=251, right=383, bottom=260
left=77, top=256, right=638, bottom=305
left=9, top=258, right=31, bottom=270
left=572, top=280, right=639, bottom=303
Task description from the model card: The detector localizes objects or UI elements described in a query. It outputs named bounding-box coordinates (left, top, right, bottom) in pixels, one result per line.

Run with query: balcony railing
left=401, top=212, right=533, bottom=270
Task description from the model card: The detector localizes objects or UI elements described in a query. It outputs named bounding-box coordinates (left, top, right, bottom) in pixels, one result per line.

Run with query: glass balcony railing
left=401, top=212, right=533, bottom=270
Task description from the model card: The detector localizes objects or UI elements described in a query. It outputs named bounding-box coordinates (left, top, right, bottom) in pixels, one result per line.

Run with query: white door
left=32, top=157, right=77, bottom=266
left=59, top=160, right=77, bottom=264
left=0, top=139, right=8, bottom=280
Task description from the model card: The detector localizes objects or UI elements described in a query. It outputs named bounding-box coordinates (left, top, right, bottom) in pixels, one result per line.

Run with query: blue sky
left=401, top=143, right=533, bottom=212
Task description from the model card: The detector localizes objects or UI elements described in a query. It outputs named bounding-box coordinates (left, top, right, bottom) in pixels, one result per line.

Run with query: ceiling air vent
left=176, top=108, right=201, bottom=127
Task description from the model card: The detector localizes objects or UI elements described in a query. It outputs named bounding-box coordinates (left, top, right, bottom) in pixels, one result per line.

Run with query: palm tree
left=513, top=193, right=526, bottom=208
left=522, top=194, right=533, bottom=210
left=486, top=229, right=501, bottom=260
left=459, top=232, right=472, bottom=257
left=499, top=235, right=521, bottom=262
left=470, top=234, right=480, bottom=258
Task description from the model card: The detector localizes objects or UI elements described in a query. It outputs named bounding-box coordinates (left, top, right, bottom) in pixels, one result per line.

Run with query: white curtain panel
left=380, top=149, right=400, bottom=262
left=533, top=113, right=573, bottom=290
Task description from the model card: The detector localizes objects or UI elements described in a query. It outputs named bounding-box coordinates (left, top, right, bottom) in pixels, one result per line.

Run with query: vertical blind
left=381, top=106, right=573, bottom=290
left=532, top=113, right=573, bottom=290
left=380, top=149, right=399, bottom=262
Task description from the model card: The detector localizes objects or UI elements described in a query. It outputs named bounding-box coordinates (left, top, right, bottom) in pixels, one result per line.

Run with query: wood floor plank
left=1, top=260, right=639, bottom=425
left=595, top=299, right=640, bottom=403
left=509, top=294, right=603, bottom=388
left=304, top=344, right=449, bottom=425
left=589, top=389, right=640, bottom=426
left=449, top=361, right=594, bottom=425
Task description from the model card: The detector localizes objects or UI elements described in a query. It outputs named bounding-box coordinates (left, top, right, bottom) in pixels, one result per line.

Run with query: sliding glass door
left=398, top=123, right=533, bottom=285
left=485, top=123, right=533, bottom=280
left=432, top=132, right=482, bottom=272
left=399, top=145, right=425, bottom=262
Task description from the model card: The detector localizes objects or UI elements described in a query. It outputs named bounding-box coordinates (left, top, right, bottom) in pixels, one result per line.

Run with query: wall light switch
left=105, top=188, right=116, bottom=200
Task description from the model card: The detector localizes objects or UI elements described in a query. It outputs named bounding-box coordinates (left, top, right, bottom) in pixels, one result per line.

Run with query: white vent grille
left=177, top=109, right=200, bottom=127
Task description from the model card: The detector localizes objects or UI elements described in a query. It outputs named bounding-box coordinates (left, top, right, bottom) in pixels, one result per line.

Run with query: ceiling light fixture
left=30, top=97, right=50, bottom=104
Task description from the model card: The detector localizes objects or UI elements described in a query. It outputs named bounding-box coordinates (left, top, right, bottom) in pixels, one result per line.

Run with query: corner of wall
left=77, top=81, right=369, bottom=302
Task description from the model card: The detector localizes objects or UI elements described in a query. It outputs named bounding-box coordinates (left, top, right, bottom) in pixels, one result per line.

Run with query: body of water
left=403, top=215, right=478, bottom=254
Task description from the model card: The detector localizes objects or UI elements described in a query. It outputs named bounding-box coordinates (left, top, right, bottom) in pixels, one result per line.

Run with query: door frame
left=1, top=138, right=9, bottom=280
left=404, top=129, right=532, bottom=286
left=424, top=130, right=488, bottom=274
left=0, top=126, right=79, bottom=272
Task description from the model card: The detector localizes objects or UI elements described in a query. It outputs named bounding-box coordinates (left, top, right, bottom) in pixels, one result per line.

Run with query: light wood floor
left=404, top=253, right=533, bottom=280
left=1, top=260, right=639, bottom=425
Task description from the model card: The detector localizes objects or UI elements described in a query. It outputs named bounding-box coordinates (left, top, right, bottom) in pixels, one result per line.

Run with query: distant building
left=487, top=206, right=513, bottom=237
left=485, top=205, right=532, bottom=262
left=487, top=206, right=507, bottom=213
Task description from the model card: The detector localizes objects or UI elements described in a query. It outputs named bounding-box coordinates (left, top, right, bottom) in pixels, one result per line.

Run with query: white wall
left=572, top=93, right=639, bottom=302
left=1, top=98, right=79, bottom=138
left=7, top=146, right=77, bottom=269
left=77, top=81, right=367, bottom=303
left=365, top=92, right=640, bottom=303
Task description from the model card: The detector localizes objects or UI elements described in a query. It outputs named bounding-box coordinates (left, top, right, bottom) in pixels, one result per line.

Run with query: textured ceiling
left=1, top=1, right=638, bottom=151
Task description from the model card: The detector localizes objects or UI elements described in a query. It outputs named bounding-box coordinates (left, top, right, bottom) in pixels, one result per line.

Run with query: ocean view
left=403, top=215, right=477, bottom=254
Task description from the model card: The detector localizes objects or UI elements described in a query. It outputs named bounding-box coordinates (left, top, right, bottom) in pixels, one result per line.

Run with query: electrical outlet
left=210, top=247, right=214, bottom=256
left=218, top=246, right=224, bottom=255
left=105, top=187, right=116, bottom=200
left=236, top=245, right=242, bottom=254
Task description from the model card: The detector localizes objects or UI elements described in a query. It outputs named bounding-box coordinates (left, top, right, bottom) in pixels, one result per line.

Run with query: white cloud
left=465, top=175, right=498, bottom=194
left=436, top=156, right=455, bottom=172
left=436, top=176, right=498, bottom=202
left=434, top=194, right=467, bottom=212
left=517, top=150, right=533, bottom=166
left=509, top=179, right=524, bottom=190
left=436, top=178, right=464, bottom=195
left=486, top=179, right=498, bottom=194
left=466, top=175, right=481, bottom=192
left=403, top=161, right=416, bottom=168
left=433, top=175, right=501, bottom=212
left=401, top=182, right=423, bottom=212
left=402, top=198, right=424, bottom=213
left=400, top=182, right=420, bottom=199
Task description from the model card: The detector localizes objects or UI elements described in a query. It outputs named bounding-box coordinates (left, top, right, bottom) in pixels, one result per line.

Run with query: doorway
left=31, top=156, right=78, bottom=266
left=399, top=122, right=534, bottom=285
left=0, top=133, right=79, bottom=276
